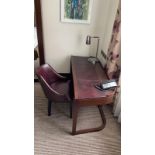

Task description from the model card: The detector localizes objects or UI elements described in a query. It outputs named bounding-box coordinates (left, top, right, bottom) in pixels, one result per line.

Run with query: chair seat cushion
left=50, top=80, right=71, bottom=101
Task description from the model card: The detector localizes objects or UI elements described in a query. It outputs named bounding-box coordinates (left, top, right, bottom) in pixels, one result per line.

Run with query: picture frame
left=61, top=0, right=93, bottom=24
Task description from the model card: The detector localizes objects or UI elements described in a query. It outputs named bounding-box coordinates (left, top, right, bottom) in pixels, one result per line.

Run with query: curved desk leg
left=72, top=105, right=106, bottom=135
left=98, top=105, right=106, bottom=129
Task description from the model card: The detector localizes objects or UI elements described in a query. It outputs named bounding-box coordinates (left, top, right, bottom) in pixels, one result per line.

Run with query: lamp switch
left=101, top=50, right=107, bottom=59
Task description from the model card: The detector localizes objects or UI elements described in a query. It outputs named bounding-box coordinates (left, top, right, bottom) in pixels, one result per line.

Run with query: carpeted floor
left=34, top=83, right=121, bottom=155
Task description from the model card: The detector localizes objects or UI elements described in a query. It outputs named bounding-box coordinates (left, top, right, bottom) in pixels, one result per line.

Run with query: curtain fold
left=105, top=1, right=121, bottom=122
left=105, top=2, right=121, bottom=80
left=113, top=75, right=121, bottom=122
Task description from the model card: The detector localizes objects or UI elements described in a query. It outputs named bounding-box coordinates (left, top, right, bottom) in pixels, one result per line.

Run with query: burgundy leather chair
left=36, top=64, right=73, bottom=118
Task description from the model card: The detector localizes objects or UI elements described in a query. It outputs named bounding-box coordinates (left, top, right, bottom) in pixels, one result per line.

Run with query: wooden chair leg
left=48, top=100, right=52, bottom=116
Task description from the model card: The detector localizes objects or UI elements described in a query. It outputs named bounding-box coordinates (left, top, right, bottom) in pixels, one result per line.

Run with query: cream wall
left=41, top=0, right=119, bottom=73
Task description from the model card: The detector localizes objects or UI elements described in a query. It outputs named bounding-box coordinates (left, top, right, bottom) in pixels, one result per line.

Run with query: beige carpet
left=34, top=83, right=121, bottom=155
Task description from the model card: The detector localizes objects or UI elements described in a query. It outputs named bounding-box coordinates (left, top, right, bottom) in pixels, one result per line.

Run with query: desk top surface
left=71, top=56, right=115, bottom=100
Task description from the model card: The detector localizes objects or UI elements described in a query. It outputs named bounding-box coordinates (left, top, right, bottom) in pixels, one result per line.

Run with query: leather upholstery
left=36, top=64, right=72, bottom=102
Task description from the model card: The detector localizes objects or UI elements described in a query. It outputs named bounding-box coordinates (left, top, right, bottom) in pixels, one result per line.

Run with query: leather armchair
left=36, top=64, right=73, bottom=117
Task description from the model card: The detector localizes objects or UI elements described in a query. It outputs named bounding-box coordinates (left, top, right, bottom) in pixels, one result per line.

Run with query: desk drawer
left=75, top=96, right=114, bottom=106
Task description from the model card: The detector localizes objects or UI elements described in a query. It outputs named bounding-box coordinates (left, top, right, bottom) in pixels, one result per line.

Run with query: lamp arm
left=92, top=36, right=99, bottom=38
left=96, top=38, right=100, bottom=58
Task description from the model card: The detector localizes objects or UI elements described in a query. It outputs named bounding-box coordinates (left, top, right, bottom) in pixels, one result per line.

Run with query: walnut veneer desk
left=71, top=56, right=115, bottom=135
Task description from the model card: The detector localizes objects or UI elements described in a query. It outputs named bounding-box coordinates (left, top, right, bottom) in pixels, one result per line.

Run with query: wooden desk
left=71, top=56, right=115, bottom=135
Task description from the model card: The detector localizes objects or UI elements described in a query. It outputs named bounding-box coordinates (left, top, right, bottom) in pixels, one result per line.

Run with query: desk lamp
left=86, top=35, right=100, bottom=64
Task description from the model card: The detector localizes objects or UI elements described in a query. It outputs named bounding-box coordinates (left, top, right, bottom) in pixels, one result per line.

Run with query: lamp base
left=88, top=57, right=99, bottom=64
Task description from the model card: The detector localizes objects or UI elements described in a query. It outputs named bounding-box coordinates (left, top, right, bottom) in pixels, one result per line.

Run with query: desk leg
left=72, top=103, right=79, bottom=135
left=98, top=105, right=106, bottom=129
left=72, top=105, right=106, bottom=135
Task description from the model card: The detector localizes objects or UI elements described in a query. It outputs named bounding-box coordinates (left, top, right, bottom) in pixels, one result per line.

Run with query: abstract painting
left=61, top=0, right=93, bottom=24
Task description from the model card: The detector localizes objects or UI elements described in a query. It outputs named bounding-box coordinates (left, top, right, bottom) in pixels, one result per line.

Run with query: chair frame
left=36, top=64, right=72, bottom=118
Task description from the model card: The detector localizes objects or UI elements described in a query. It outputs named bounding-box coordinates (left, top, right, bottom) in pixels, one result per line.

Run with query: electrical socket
left=101, top=50, right=107, bottom=59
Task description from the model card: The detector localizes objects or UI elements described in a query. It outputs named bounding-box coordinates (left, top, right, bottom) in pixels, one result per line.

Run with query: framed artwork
left=61, top=0, right=93, bottom=24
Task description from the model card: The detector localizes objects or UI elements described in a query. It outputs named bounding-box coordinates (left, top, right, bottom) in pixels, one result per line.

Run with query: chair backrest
left=36, top=64, right=60, bottom=85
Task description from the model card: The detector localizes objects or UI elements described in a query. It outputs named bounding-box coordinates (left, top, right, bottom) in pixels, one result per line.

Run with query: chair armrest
left=39, top=76, right=71, bottom=101
left=56, top=73, right=68, bottom=81
left=48, top=64, right=69, bottom=81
